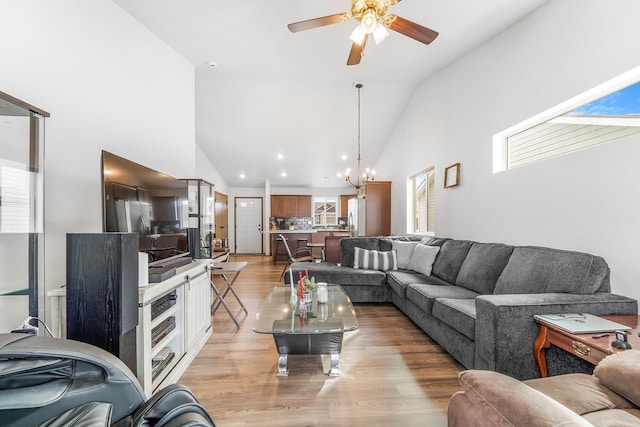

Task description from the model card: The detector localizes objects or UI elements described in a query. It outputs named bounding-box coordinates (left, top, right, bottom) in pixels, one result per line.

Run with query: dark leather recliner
left=0, top=334, right=215, bottom=426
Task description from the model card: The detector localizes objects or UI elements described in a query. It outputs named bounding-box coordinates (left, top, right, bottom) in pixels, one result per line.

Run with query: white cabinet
left=49, top=259, right=213, bottom=397
left=185, top=271, right=211, bottom=350
left=136, top=260, right=212, bottom=396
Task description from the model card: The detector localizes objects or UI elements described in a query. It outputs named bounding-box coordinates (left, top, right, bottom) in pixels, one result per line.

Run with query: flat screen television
left=101, top=150, right=192, bottom=267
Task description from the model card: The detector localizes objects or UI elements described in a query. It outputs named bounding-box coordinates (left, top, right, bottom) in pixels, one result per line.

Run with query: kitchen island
left=270, top=229, right=350, bottom=261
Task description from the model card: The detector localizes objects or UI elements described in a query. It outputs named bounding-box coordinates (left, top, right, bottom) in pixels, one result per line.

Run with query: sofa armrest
left=474, top=292, right=637, bottom=380
left=448, top=370, right=593, bottom=427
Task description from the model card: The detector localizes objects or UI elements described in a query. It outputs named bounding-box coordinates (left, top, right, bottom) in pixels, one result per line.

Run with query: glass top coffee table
left=254, top=284, right=358, bottom=377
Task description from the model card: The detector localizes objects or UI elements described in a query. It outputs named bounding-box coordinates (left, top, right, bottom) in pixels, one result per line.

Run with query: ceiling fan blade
left=347, top=34, right=369, bottom=66
left=288, top=13, right=350, bottom=33
left=385, top=15, right=439, bottom=45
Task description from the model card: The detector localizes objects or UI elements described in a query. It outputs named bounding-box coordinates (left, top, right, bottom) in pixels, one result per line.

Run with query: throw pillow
left=353, top=247, right=398, bottom=271
left=407, top=244, right=440, bottom=276
left=392, top=240, right=419, bottom=270
left=594, top=350, right=640, bottom=407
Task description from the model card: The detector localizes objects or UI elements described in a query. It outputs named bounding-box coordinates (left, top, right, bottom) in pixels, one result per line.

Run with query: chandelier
left=348, top=0, right=392, bottom=46
left=345, top=83, right=375, bottom=196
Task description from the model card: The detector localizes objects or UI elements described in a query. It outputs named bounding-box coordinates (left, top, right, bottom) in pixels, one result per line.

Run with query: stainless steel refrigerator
left=348, top=197, right=366, bottom=237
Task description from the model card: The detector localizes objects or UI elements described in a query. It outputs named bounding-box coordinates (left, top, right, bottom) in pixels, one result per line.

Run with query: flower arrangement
left=302, top=275, right=316, bottom=292
left=298, top=269, right=315, bottom=299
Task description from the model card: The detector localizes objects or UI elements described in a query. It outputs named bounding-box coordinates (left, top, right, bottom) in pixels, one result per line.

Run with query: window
left=0, top=163, right=30, bottom=233
left=494, top=66, right=640, bottom=172
left=407, top=167, right=435, bottom=234
left=313, top=197, right=337, bottom=226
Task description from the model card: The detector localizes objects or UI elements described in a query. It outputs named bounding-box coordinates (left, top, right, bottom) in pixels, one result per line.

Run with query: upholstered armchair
left=448, top=350, right=640, bottom=426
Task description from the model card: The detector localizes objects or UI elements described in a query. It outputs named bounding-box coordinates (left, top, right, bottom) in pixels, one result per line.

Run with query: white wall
left=195, top=144, right=228, bottom=194
left=376, top=0, right=640, bottom=303
left=0, top=1, right=217, bottom=322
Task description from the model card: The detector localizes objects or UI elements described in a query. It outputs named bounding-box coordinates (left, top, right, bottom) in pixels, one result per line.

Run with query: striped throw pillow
left=353, top=247, right=398, bottom=271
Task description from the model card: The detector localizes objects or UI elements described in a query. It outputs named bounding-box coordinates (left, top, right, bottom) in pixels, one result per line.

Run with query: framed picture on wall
left=444, top=163, right=460, bottom=188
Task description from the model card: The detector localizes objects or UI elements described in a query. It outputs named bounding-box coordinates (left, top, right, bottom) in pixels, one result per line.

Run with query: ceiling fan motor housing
left=351, top=0, right=397, bottom=22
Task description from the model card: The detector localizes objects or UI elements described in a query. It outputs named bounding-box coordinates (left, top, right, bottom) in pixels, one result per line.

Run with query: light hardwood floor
left=179, top=255, right=464, bottom=427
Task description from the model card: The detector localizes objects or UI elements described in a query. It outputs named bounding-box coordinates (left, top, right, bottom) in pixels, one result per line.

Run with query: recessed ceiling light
left=341, top=154, right=347, bottom=160
left=239, top=173, right=246, bottom=179
left=281, top=172, right=287, bottom=177
left=336, top=172, right=343, bottom=177
left=277, top=154, right=284, bottom=160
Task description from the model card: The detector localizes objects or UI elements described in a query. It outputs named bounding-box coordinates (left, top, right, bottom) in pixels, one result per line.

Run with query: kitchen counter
left=270, top=229, right=351, bottom=261
left=269, top=229, right=348, bottom=233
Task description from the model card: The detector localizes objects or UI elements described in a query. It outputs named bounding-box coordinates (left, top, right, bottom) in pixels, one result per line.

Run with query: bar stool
left=296, top=237, right=308, bottom=250
left=273, top=237, right=288, bottom=265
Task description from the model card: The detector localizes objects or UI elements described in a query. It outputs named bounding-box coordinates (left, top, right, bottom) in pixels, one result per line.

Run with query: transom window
left=494, top=66, right=640, bottom=172
left=313, top=197, right=337, bottom=226
left=407, top=167, right=435, bottom=234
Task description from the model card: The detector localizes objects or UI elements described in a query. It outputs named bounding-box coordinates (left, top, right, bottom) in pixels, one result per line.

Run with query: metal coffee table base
left=273, top=332, right=343, bottom=377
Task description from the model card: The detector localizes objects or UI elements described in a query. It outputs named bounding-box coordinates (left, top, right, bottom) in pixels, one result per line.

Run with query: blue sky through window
left=568, top=81, right=640, bottom=116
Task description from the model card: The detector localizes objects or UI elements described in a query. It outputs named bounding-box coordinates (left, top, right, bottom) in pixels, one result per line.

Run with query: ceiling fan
left=287, top=0, right=439, bottom=66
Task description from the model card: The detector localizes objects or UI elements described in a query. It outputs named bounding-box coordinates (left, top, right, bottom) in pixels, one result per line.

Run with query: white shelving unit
left=137, top=259, right=213, bottom=396
left=48, top=258, right=213, bottom=397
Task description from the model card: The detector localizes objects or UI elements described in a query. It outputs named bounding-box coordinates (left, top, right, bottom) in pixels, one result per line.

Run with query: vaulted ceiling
left=113, top=0, right=549, bottom=188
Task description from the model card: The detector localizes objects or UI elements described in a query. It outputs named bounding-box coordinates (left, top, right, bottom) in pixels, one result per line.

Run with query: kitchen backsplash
left=270, top=217, right=313, bottom=230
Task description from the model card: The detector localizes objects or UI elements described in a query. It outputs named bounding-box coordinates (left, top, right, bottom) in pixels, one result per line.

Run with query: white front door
left=235, top=197, right=263, bottom=254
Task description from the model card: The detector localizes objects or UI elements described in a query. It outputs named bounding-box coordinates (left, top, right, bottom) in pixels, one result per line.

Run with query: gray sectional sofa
left=288, top=236, right=637, bottom=380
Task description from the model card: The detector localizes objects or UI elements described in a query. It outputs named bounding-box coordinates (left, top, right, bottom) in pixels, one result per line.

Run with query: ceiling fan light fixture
left=361, top=9, right=378, bottom=34
left=372, top=23, right=389, bottom=44
left=349, top=25, right=366, bottom=45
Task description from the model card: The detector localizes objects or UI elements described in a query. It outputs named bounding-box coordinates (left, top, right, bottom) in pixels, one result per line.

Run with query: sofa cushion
left=455, top=243, right=514, bottom=294
left=391, top=240, right=419, bottom=269
left=582, top=408, right=640, bottom=426
left=493, top=246, right=610, bottom=295
left=455, top=370, right=593, bottom=426
left=387, top=270, right=451, bottom=298
left=353, top=248, right=397, bottom=271
left=407, top=244, right=440, bottom=276
left=431, top=240, right=474, bottom=284
left=525, top=372, right=635, bottom=415
left=379, top=236, right=422, bottom=252
left=406, top=283, right=479, bottom=315
left=289, top=262, right=387, bottom=287
left=432, top=298, right=476, bottom=340
left=594, top=350, right=640, bottom=407
left=340, top=238, right=381, bottom=268
left=422, top=237, right=450, bottom=247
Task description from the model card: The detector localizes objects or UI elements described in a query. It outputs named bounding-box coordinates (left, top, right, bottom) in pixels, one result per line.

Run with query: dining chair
left=278, top=233, right=313, bottom=282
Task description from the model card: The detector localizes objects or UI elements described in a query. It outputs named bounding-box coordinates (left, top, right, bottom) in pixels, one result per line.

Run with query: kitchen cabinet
left=363, top=181, right=392, bottom=236
left=297, top=195, right=312, bottom=216
left=271, top=195, right=312, bottom=217
left=284, top=196, right=298, bottom=217
left=271, top=196, right=285, bottom=217
left=341, top=194, right=355, bottom=217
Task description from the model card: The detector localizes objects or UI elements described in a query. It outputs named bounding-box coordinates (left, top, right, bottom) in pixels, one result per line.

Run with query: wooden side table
left=534, top=314, right=640, bottom=377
